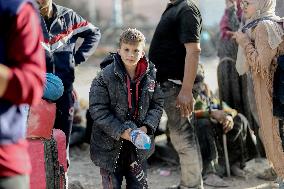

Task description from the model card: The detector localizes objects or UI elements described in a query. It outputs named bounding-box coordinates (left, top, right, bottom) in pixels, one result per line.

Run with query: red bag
left=27, top=99, right=56, bottom=139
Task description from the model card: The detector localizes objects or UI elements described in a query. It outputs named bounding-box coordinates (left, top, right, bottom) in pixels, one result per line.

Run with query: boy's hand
left=139, top=126, right=148, bottom=134
left=121, top=128, right=132, bottom=141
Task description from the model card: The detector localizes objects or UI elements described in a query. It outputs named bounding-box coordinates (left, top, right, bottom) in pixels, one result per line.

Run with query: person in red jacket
left=0, top=0, right=46, bottom=188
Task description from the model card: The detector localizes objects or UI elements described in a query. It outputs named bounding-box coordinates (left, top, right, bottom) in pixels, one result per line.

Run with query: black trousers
left=196, top=113, right=258, bottom=176
left=54, top=91, right=75, bottom=147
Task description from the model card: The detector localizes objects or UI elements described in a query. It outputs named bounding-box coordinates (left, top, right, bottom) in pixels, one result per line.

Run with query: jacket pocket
left=93, top=129, right=115, bottom=150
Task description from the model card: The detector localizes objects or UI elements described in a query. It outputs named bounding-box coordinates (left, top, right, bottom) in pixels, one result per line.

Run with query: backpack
left=242, top=17, right=284, bottom=118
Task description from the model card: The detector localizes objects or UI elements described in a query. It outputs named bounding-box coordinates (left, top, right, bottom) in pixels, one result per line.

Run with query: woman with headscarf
left=232, top=0, right=284, bottom=184
left=217, top=0, right=260, bottom=136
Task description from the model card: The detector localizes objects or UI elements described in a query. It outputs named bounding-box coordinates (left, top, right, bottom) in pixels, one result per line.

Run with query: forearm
left=194, top=110, right=210, bottom=118
left=2, top=4, right=45, bottom=105
left=142, top=84, right=164, bottom=134
left=74, top=25, right=101, bottom=65
left=0, top=64, right=12, bottom=97
left=181, top=46, right=200, bottom=92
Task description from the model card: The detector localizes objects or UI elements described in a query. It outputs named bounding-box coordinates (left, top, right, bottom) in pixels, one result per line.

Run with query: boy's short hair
left=119, top=28, right=146, bottom=47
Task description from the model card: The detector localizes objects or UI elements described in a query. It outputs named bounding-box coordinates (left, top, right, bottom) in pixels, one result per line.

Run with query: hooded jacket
left=89, top=53, right=164, bottom=172
left=40, top=3, right=101, bottom=91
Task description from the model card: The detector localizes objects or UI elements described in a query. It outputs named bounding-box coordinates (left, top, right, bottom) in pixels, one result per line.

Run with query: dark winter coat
left=89, top=54, right=163, bottom=172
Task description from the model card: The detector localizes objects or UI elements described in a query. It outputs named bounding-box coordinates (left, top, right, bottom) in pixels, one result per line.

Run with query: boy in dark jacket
left=89, top=28, right=163, bottom=189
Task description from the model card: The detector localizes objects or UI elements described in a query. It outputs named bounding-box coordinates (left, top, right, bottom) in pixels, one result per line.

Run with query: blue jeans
left=161, top=81, right=203, bottom=189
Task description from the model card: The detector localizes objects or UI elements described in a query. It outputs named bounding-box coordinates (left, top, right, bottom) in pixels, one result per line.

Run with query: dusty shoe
left=204, top=173, right=229, bottom=188
left=231, top=163, right=247, bottom=178
left=257, top=167, right=277, bottom=181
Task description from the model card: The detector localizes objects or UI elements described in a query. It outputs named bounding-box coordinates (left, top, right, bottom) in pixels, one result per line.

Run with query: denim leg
left=162, top=82, right=203, bottom=189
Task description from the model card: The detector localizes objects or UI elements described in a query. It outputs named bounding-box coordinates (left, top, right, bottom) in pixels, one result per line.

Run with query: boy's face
left=118, top=42, right=145, bottom=68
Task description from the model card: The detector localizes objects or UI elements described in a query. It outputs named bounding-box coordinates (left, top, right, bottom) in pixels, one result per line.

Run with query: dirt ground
left=69, top=57, right=279, bottom=189
left=68, top=144, right=278, bottom=189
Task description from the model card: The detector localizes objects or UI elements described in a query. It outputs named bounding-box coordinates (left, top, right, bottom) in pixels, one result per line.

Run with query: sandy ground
left=69, top=56, right=279, bottom=189
left=68, top=144, right=278, bottom=189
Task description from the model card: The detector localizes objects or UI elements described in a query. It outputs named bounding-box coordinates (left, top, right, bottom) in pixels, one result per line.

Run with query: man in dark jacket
left=149, top=0, right=203, bottom=188
left=36, top=0, right=101, bottom=147
left=0, top=0, right=46, bottom=188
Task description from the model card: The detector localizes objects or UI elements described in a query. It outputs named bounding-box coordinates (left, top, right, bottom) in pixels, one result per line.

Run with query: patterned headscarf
left=236, top=0, right=284, bottom=75
left=245, top=0, right=283, bottom=48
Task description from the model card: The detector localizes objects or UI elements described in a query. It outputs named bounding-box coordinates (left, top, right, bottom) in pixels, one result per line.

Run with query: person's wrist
left=209, top=109, right=216, bottom=117
left=121, top=128, right=132, bottom=141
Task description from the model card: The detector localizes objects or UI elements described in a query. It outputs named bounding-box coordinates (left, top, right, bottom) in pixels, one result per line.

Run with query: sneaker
left=257, top=167, right=277, bottom=181
left=204, top=173, right=229, bottom=188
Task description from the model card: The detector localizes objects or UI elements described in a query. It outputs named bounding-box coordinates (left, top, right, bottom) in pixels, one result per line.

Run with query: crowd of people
left=0, top=0, right=284, bottom=189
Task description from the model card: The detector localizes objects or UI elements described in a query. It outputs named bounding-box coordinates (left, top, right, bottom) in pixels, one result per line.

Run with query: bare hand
left=176, top=89, right=195, bottom=118
left=210, top=110, right=226, bottom=122
left=211, top=110, right=234, bottom=133
left=221, top=115, right=234, bottom=133
left=121, top=128, right=132, bottom=141
left=230, top=31, right=250, bottom=46
left=139, top=126, right=148, bottom=134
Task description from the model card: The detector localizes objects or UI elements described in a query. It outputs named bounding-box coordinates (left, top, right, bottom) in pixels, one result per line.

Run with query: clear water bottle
left=130, top=129, right=151, bottom=150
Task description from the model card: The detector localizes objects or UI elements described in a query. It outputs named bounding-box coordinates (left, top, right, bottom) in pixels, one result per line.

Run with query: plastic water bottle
left=130, top=129, right=151, bottom=150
